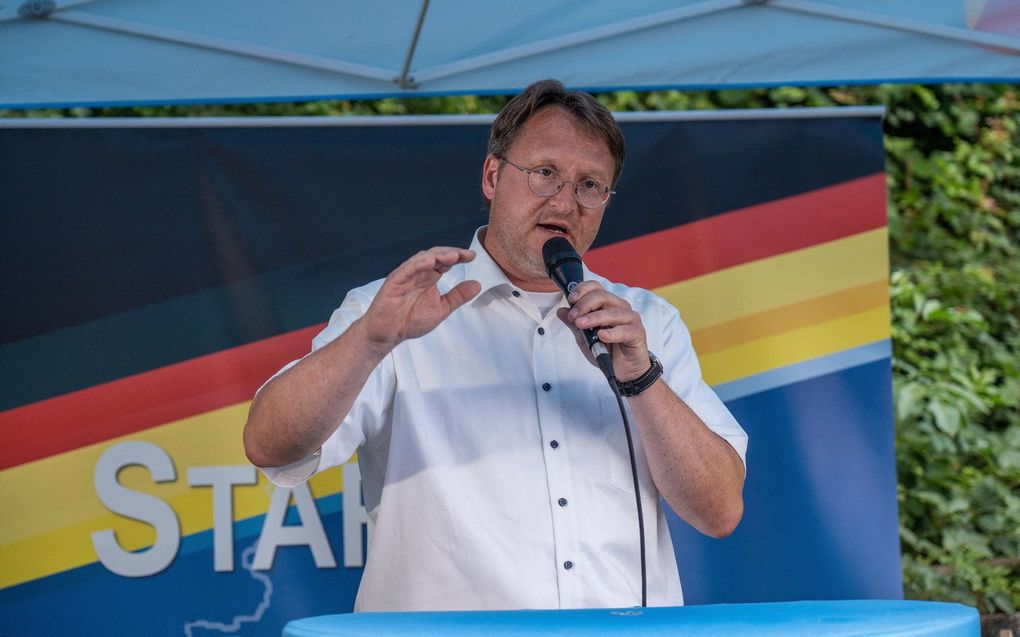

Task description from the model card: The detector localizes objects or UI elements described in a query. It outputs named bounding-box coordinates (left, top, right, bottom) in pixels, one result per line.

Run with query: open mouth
left=538, top=223, right=569, bottom=235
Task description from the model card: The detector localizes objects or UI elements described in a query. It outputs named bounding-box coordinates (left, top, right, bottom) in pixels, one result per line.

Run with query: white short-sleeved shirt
left=262, top=228, right=747, bottom=612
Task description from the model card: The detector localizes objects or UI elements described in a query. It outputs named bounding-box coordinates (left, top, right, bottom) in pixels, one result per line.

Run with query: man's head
left=487, top=79, right=625, bottom=189
left=481, top=80, right=625, bottom=292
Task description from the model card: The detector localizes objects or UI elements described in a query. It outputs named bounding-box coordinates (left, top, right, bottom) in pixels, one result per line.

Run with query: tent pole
left=397, top=0, right=431, bottom=89
left=1, top=0, right=96, bottom=22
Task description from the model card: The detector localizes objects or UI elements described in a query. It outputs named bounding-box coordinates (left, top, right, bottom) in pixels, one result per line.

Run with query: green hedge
left=4, top=83, right=1018, bottom=613
left=882, top=85, right=1020, bottom=614
left=598, top=85, right=1020, bottom=614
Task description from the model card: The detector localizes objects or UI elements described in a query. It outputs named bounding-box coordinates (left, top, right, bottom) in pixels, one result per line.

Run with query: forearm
left=243, top=318, right=388, bottom=468
left=627, top=379, right=745, bottom=538
left=244, top=247, right=479, bottom=469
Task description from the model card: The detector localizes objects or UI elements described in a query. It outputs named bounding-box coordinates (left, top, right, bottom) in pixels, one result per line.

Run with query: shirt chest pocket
left=600, top=395, right=642, bottom=496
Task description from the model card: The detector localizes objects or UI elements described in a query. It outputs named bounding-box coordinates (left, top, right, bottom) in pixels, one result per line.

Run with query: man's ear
left=481, top=153, right=500, bottom=200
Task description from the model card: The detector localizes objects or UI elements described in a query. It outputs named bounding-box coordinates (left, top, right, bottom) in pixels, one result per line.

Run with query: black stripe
left=601, top=116, right=883, bottom=247
left=0, top=116, right=883, bottom=408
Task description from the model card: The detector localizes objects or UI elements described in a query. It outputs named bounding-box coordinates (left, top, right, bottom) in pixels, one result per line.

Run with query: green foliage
left=3, top=83, right=1019, bottom=613
left=882, top=85, right=1020, bottom=614
left=0, top=95, right=511, bottom=119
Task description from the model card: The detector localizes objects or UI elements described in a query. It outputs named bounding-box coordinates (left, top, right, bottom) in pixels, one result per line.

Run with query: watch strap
left=617, top=353, right=663, bottom=397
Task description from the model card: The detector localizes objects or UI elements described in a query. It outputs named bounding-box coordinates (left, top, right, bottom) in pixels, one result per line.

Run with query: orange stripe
left=691, top=280, right=889, bottom=355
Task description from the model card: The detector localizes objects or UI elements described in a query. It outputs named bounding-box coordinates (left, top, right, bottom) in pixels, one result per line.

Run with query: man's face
left=481, top=105, right=615, bottom=292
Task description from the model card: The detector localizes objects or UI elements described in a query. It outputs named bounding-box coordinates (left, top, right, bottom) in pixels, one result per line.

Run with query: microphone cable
left=601, top=367, right=648, bottom=608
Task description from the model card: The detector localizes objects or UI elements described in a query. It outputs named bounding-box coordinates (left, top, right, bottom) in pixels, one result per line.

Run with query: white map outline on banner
left=183, top=543, right=272, bottom=637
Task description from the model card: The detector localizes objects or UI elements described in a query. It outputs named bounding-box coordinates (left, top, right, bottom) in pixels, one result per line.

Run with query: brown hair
left=488, top=79, right=625, bottom=187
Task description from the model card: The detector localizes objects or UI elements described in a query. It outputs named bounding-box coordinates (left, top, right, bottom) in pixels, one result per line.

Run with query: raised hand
left=360, top=247, right=481, bottom=354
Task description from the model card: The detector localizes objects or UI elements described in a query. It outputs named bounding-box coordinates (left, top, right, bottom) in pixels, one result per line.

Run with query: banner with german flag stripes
left=0, top=110, right=900, bottom=635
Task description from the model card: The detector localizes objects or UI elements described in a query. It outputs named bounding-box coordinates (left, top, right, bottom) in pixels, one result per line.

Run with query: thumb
left=443, top=280, right=482, bottom=313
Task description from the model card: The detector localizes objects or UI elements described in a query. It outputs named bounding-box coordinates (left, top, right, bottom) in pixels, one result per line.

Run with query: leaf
left=921, top=298, right=943, bottom=320
left=988, top=593, right=1015, bottom=615
left=896, top=382, right=928, bottom=421
left=941, top=528, right=992, bottom=557
left=997, top=449, right=1020, bottom=472
left=930, top=401, right=962, bottom=436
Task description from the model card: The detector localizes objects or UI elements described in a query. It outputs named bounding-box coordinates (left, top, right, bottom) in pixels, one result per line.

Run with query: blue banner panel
left=0, top=111, right=897, bottom=637
left=672, top=359, right=901, bottom=603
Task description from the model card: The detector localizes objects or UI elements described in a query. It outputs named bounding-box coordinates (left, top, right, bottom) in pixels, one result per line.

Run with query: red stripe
left=0, top=324, right=323, bottom=470
left=0, top=174, right=885, bottom=470
left=585, top=173, right=886, bottom=289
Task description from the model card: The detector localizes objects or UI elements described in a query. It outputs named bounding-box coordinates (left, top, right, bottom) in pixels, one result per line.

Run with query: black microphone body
left=542, top=236, right=616, bottom=382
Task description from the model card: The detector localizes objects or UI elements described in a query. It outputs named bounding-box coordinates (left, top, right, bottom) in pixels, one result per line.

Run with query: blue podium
left=283, top=600, right=978, bottom=636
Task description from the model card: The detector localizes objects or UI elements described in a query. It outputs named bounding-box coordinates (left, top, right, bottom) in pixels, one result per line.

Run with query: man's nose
left=547, top=181, right=578, bottom=211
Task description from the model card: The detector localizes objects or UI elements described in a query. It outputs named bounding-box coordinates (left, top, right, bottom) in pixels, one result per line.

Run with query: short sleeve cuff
left=259, top=448, right=322, bottom=488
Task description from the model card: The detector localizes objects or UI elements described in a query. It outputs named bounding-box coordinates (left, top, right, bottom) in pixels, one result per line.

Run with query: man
left=243, top=79, right=747, bottom=611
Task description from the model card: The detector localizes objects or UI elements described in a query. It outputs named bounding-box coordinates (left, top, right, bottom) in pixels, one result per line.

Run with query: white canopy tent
left=1, top=0, right=1018, bottom=108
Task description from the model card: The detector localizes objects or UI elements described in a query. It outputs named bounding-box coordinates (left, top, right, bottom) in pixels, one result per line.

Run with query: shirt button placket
left=533, top=320, right=579, bottom=606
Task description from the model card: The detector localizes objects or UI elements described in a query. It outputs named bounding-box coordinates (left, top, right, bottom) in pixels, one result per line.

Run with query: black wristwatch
left=616, top=352, right=663, bottom=397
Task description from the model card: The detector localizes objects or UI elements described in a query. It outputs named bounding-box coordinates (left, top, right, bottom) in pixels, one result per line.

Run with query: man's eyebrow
left=534, top=158, right=612, bottom=181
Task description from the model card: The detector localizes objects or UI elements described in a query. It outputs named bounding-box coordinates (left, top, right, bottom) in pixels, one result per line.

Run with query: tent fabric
left=1, top=0, right=1018, bottom=109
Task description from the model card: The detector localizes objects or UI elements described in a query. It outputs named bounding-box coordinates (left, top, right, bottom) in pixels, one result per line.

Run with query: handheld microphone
left=542, top=236, right=616, bottom=382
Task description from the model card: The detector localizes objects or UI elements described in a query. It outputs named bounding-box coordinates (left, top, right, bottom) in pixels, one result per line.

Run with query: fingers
left=430, top=247, right=476, bottom=270
left=566, top=281, right=628, bottom=321
left=570, top=305, right=636, bottom=330
left=443, top=280, right=482, bottom=312
left=566, top=283, right=633, bottom=329
left=564, top=282, right=646, bottom=348
left=566, top=280, right=605, bottom=305
left=393, top=248, right=475, bottom=288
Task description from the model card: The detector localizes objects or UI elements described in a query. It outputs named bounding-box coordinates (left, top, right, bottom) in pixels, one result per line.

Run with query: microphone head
left=542, top=236, right=580, bottom=277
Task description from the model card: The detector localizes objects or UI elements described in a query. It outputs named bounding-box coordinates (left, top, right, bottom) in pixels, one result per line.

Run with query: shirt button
left=558, top=497, right=568, bottom=507
left=550, top=440, right=559, bottom=449
left=537, top=327, right=545, bottom=335
left=542, top=383, right=551, bottom=392
left=563, top=561, right=574, bottom=570
left=511, top=290, right=521, bottom=297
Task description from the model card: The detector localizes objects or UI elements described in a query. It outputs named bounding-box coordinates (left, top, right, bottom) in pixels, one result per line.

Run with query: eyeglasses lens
left=527, top=169, right=608, bottom=208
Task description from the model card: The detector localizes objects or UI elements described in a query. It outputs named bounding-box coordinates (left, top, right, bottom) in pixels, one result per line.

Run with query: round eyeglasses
left=499, top=156, right=615, bottom=209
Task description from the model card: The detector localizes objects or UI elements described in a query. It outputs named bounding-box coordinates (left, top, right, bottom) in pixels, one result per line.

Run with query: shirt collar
left=462, top=227, right=510, bottom=297
left=462, top=226, right=599, bottom=307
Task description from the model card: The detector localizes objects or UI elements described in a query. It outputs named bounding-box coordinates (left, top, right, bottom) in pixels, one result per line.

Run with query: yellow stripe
left=0, top=229, right=892, bottom=588
left=691, top=280, right=889, bottom=355
left=0, top=402, right=345, bottom=588
left=655, top=228, right=889, bottom=330
left=700, top=305, right=892, bottom=386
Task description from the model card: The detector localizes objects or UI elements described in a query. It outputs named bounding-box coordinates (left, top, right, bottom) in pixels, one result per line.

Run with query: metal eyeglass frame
left=498, top=156, right=615, bottom=209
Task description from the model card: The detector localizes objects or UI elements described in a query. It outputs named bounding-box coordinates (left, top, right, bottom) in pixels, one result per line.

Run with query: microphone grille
left=542, top=236, right=580, bottom=274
